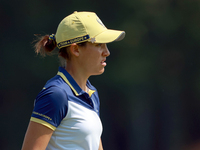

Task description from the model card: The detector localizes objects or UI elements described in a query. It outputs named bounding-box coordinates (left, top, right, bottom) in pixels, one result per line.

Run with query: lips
left=101, top=59, right=107, bottom=66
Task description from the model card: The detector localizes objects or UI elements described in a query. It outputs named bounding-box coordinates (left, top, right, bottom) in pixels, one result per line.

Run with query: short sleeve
left=31, top=86, right=68, bottom=130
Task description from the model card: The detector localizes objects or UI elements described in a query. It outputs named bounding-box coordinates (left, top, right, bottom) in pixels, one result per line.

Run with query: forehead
left=82, top=42, right=97, bottom=49
left=80, top=42, right=100, bottom=52
left=86, top=42, right=104, bottom=46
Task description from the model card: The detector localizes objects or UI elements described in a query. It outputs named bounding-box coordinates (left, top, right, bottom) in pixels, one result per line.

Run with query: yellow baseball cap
left=55, top=11, right=125, bottom=49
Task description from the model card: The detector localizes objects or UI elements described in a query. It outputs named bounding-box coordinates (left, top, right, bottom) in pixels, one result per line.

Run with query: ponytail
left=34, top=34, right=57, bottom=57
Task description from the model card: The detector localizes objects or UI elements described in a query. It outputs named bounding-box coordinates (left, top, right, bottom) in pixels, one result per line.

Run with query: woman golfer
left=22, top=11, right=125, bottom=150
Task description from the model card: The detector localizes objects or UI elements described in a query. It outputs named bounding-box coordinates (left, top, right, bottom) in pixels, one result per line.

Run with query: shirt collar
left=57, top=67, right=95, bottom=97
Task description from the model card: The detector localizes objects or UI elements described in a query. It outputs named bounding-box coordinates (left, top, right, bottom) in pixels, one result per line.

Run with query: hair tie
left=49, top=34, right=56, bottom=45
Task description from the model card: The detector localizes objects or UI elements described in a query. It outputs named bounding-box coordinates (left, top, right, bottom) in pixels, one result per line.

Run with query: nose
left=103, top=44, right=110, bottom=57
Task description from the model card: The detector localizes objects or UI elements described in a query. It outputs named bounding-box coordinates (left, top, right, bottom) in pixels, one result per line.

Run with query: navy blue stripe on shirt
left=32, top=86, right=68, bottom=128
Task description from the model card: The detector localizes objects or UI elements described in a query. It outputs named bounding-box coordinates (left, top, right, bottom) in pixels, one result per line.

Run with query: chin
left=98, top=68, right=105, bottom=75
left=92, top=69, right=105, bottom=76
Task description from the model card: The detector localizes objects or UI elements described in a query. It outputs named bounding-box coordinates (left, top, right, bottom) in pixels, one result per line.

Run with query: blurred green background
left=1, top=0, right=200, bottom=150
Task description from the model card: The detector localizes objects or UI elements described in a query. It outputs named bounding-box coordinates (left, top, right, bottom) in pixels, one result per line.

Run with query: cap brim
left=94, top=29, right=125, bottom=43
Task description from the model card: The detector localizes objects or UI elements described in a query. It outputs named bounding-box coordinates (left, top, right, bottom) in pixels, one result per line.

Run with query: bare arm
left=99, top=138, right=103, bottom=150
left=21, top=121, right=53, bottom=150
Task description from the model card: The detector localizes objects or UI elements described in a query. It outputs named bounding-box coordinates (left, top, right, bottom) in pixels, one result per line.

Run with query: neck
left=65, top=62, right=89, bottom=92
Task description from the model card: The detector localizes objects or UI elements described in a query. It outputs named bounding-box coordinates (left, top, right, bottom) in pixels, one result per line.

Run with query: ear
left=69, top=43, right=79, bottom=57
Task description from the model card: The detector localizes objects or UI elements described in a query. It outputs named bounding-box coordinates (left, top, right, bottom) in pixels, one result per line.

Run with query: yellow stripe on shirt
left=57, top=71, right=79, bottom=96
left=88, top=89, right=95, bottom=97
left=30, top=117, right=56, bottom=131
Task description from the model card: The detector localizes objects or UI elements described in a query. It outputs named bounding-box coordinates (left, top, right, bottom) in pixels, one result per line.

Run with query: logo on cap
left=89, top=38, right=96, bottom=43
left=57, top=35, right=90, bottom=48
left=96, top=17, right=105, bottom=28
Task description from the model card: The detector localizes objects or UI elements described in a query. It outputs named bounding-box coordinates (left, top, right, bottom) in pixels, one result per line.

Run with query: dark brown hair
left=34, top=34, right=57, bottom=57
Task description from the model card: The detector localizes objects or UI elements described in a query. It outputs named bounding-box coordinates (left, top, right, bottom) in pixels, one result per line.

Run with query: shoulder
left=36, top=86, right=68, bottom=106
left=43, top=74, right=72, bottom=93
left=33, top=85, right=69, bottom=128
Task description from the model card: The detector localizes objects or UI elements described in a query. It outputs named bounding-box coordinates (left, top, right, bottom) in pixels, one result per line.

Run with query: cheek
left=89, top=58, right=100, bottom=66
left=88, top=52, right=101, bottom=62
left=82, top=47, right=102, bottom=65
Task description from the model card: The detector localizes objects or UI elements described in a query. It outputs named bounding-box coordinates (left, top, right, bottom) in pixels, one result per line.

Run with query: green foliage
left=1, top=0, right=200, bottom=149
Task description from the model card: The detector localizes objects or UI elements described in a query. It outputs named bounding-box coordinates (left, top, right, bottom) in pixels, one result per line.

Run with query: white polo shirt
left=31, top=67, right=103, bottom=150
